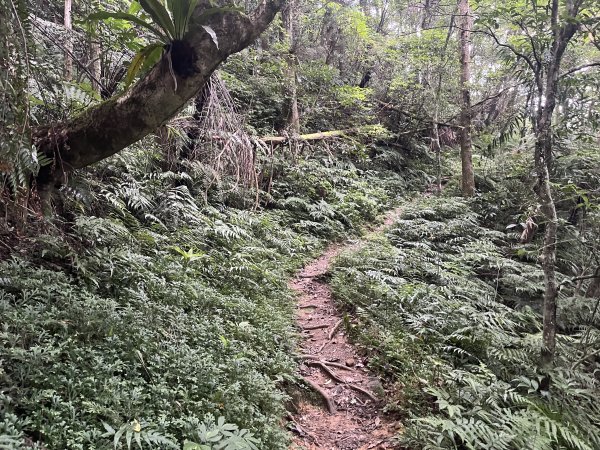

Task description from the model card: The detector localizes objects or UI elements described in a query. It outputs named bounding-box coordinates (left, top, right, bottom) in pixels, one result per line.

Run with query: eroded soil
left=288, top=209, right=403, bottom=449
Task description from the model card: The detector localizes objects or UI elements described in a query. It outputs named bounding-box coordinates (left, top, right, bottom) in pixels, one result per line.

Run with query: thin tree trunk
left=457, top=0, right=474, bottom=197
left=64, top=0, right=73, bottom=81
left=534, top=0, right=579, bottom=383
left=281, top=0, right=300, bottom=134
left=536, top=140, right=559, bottom=376
left=89, top=36, right=102, bottom=94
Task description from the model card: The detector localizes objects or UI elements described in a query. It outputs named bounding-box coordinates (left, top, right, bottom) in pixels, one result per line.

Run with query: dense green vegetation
left=0, top=138, right=419, bottom=447
left=332, top=151, right=600, bottom=449
left=1, top=0, right=599, bottom=448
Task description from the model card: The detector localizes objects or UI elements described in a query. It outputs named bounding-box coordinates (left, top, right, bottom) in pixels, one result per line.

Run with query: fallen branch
left=301, top=377, right=336, bottom=413
left=298, top=304, right=320, bottom=309
left=260, top=129, right=356, bottom=144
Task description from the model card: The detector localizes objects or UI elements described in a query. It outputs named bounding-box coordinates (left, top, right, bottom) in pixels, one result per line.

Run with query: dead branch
left=260, top=129, right=355, bottom=143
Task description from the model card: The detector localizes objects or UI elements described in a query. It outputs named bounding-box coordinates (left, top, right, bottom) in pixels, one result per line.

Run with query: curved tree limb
left=34, top=0, right=285, bottom=194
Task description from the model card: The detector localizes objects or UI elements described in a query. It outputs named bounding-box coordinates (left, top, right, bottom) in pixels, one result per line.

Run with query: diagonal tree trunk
left=34, top=0, right=285, bottom=201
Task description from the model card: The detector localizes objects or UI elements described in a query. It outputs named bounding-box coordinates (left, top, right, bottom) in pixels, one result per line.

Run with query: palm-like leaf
left=139, top=0, right=176, bottom=40
left=87, top=11, right=169, bottom=42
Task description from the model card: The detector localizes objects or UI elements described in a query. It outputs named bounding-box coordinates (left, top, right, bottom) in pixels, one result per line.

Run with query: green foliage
left=0, top=132, right=411, bottom=448
left=86, top=0, right=232, bottom=88
left=331, top=197, right=600, bottom=450
left=0, top=0, right=51, bottom=194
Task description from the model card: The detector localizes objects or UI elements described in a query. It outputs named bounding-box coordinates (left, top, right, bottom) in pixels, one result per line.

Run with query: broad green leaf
left=183, top=0, right=201, bottom=38
left=166, top=0, right=185, bottom=38
left=140, top=0, right=176, bottom=40
left=128, top=1, right=142, bottom=14
left=125, top=43, right=164, bottom=88
left=86, top=11, right=168, bottom=42
left=140, top=44, right=164, bottom=73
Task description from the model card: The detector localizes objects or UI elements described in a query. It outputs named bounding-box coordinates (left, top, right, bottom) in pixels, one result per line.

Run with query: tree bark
left=457, top=0, right=474, bottom=197
left=63, top=0, right=73, bottom=81
left=281, top=0, right=300, bottom=134
left=34, top=0, right=285, bottom=198
left=89, top=37, right=102, bottom=94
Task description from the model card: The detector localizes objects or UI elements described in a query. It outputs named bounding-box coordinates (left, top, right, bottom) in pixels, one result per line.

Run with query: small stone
left=345, top=358, right=356, bottom=367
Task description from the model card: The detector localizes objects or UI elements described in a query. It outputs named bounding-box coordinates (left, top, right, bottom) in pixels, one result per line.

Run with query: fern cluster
left=331, top=196, right=600, bottom=450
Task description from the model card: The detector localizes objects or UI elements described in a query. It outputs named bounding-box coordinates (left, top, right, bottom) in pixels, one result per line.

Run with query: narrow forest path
left=288, top=208, right=403, bottom=450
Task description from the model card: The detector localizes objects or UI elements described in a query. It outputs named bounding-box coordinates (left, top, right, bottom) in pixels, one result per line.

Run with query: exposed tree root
left=348, top=384, right=379, bottom=402
left=328, top=318, right=344, bottom=340
left=301, top=376, right=336, bottom=413
left=307, top=361, right=347, bottom=383
left=300, top=355, right=355, bottom=371
left=302, top=323, right=330, bottom=331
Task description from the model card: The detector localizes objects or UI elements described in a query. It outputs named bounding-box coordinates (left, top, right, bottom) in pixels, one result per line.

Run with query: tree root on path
left=298, top=304, right=320, bottom=309
left=300, top=355, right=354, bottom=371
left=307, top=361, right=346, bottom=383
left=300, top=376, right=336, bottom=413
left=302, top=323, right=329, bottom=330
left=305, top=360, right=380, bottom=404
left=328, top=318, right=344, bottom=340
left=347, top=383, right=379, bottom=402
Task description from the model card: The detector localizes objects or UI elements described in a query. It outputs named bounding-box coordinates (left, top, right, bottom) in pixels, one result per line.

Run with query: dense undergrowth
left=0, top=142, right=419, bottom=448
left=331, top=188, right=600, bottom=449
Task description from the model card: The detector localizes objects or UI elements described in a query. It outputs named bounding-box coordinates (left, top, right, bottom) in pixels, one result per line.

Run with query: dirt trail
left=288, top=208, right=403, bottom=450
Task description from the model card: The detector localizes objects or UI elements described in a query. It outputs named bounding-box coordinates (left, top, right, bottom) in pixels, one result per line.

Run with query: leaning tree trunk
left=457, top=0, right=475, bottom=197
left=34, top=0, right=285, bottom=203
